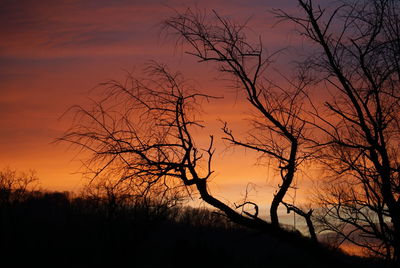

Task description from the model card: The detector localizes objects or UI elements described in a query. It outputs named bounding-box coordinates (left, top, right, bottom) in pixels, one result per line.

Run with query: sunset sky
left=0, top=0, right=312, bottom=213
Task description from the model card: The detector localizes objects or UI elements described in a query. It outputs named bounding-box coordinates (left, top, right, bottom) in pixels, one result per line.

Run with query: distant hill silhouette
left=0, top=190, right=387, bottom=267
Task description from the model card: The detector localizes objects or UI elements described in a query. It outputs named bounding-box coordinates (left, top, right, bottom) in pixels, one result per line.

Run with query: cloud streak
left=0, top=0, right=300, bottom=192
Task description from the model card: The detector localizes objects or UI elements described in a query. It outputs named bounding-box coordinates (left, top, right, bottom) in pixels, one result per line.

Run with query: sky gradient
left=0, top=0, right=310, bottom=212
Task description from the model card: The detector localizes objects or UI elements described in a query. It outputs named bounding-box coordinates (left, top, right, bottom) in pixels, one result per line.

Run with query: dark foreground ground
left=0, top=191, right=388, bottom=268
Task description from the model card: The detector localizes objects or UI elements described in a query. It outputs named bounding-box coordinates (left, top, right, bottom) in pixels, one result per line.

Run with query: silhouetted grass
left=0, top=190, right=388, bottom=267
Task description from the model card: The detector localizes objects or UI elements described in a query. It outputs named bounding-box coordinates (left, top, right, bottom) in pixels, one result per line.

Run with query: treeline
left=0, top=170, right=386, bottom=268
left=0, top=188, right=236, bottom=267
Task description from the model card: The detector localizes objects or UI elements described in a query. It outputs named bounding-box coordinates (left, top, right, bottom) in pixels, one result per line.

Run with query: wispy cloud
left=0, top=0, right=298, bottom=190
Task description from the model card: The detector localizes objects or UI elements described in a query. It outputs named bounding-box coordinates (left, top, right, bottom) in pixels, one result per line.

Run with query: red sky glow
left=0, top=0, right=314, bottom=216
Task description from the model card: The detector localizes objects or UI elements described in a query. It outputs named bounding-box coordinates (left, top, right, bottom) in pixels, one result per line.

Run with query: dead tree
left=276, top=0, right=400, bottom=262
left=165, top=8, right=314, bottom=233
left=0, top=167, right=39, bottom=207
left=60, top=63, right=292, bottom=234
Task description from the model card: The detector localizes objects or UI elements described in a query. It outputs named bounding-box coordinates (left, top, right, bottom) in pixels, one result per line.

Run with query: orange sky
left=0, top=0, right=315, bottom=218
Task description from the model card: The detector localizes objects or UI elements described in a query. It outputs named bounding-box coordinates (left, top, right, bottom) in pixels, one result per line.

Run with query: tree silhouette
left=60, top=62, right=293, bottom=235
left=276, top=0, right=400, bottom=263
left=164, top=8, right=317, bottom=237
left=60, top=1, right=400, bottom=263
left=60, top=9, right=320, bottom=242
left=0, top=167, right=39, bottom=207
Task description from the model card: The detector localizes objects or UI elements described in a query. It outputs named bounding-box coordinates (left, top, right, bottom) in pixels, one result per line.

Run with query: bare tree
left=0, top=167, right=39, bottom=207
left=276, top=0, right=400, bottom=263
left=164, top=8, right=316, bottom=236
left=60, top=63, right=296, bottom=235
left=58, top=5, right=328, bottom=244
